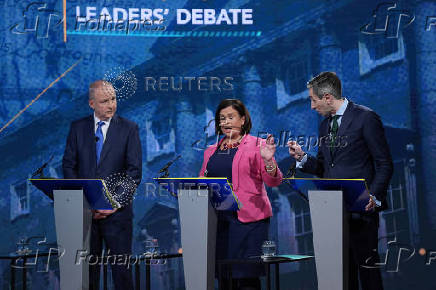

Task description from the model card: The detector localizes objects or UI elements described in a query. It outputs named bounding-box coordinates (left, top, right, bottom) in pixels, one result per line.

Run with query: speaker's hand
left=287, top=140, right=305, bottom=161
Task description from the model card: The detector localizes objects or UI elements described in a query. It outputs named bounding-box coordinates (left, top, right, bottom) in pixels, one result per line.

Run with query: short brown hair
left=215, top=99, right=252, bottom=135
left=307, top=72, right=342, bottom=99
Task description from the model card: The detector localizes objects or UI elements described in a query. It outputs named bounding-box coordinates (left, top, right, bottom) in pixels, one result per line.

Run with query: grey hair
left=307, top=72, right=342, bottom=100
left=89, top=80, right=115, bottom=100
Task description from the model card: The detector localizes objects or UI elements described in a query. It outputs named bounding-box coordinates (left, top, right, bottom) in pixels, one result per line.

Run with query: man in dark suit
left=288, top=72, right=393, bottom=290
left=62, top=80, right=142, bottom=290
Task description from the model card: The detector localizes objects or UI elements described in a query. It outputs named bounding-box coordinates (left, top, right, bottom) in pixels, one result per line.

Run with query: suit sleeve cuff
left=370, top=194, right=382, bottom=207
left=296, top=154, right=308, bottom=168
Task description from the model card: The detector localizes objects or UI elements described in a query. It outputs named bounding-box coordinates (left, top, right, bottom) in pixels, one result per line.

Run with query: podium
left=286, top=178, right=370, bottom=290
left=156, top=177, right=240, bottom=290
left=30, top=179, right=115, bottom=290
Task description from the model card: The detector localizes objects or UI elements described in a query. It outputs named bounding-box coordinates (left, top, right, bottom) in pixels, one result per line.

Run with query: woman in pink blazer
left=199, top=99, right=282, bottom=290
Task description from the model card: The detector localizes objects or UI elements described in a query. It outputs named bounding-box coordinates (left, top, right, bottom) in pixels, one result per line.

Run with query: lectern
left=30, top=179, right=115, bottom=290
left=156, top=177, right=240, bottom=290
left=287, top=178, right=370, bottom=290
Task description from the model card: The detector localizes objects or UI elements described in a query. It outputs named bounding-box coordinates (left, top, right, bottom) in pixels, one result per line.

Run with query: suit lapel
left=320, top=118, right=332, bottom=162
left=332, top=101, right=354, bottom=160
left=336, top=101, right=354, bottom=137
left=98, top=115, right=118, bottom=167
left=231, top=135, right=248, bottom=191
left=86, top=115, right=98, bottom=170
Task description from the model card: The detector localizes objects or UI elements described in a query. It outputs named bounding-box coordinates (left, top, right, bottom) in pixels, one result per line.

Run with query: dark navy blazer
left=301, top=101, right=393, bottom=210
left=62, top=114, right=142, bottom=218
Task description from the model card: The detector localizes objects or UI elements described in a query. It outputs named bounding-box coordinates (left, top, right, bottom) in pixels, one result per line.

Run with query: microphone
left=159, top=155, right=181, bottom=173
left=158, top=155, right=181, bottom=178
left=283, top=157, right=308, bottom=202
left=95, top=136, right=99, bottom=142
left=31, top=155, right=54, bottom=178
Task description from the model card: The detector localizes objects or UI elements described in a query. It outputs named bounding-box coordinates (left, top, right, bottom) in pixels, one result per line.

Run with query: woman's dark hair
left=215, top=99, right=252, bottom=135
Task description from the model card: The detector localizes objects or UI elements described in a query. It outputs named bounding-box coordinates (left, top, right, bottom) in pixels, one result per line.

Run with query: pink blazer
left=199, top=134, right=283, bottom=223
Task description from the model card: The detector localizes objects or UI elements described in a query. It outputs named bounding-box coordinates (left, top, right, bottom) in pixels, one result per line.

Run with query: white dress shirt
left=94, top=113, right=112, bottom=142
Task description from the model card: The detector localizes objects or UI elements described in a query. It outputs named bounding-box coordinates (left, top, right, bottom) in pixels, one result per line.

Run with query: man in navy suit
left=62, top=80, right=142, bottom=290
left=288, top=72, right=393, bottom=290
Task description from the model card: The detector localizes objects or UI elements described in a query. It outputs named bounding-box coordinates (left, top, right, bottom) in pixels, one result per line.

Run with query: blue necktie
left=96, top=121, right=105, bottom=164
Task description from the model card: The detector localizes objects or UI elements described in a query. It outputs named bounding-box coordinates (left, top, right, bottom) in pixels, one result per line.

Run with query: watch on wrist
left=298, top=153, right=307, bottom=162
left=265, top=163, right=276, bottom=172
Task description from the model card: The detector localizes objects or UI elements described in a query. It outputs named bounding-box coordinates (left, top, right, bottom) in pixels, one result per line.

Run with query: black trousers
left=89, top=215, right=133, bottom=290
left=221, top=278, right=261, bottom=290
left=348, top=213, right=384, bottom=290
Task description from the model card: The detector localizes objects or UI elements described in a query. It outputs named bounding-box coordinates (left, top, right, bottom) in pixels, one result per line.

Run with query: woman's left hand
left=260, top=134, right=276, bottom=162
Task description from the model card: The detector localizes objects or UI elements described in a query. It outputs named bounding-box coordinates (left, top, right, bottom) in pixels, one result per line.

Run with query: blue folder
left=29, top=179, right=116, bottom=210
left=155, top=177, right=241, bottom=211
left=286, top=178, right=370, bottom=212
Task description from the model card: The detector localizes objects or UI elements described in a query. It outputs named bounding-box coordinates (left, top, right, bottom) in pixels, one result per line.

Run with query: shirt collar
left=333, top=98, right=348, bottom=117
left=93, top=113, right=112, bottom=126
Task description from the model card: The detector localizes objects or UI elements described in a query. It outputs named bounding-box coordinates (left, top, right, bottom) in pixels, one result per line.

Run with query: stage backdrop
left=0, top=0, right=435, bottom=289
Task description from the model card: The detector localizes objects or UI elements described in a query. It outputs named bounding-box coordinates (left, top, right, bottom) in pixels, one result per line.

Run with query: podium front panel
left=53, top=189, right=92, bottom=290
left=309, top=190, right=346, bottom=290
left=178, top=188, right=217, bottom=290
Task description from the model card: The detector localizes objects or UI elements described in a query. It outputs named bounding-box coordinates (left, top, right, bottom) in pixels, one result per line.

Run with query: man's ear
left=89, top=98, right=95, bottom=110
left=325, top=93, right=333, bottom=104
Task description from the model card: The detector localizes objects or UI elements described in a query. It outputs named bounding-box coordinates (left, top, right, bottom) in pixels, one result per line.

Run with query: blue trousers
left=216, top=211, right=270, bottom=278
